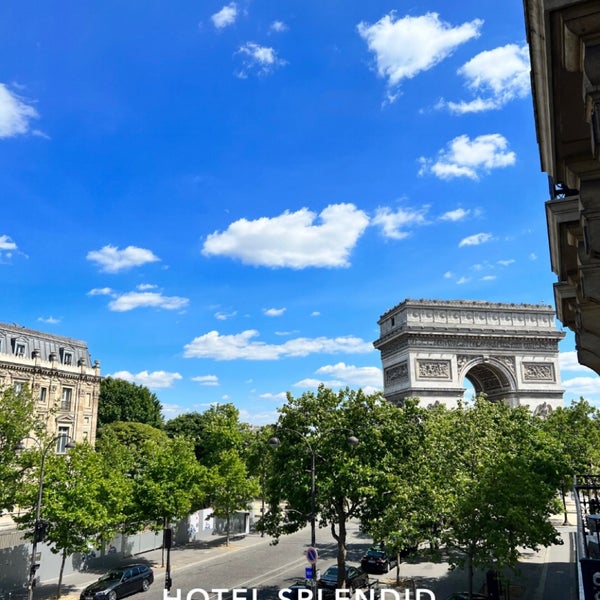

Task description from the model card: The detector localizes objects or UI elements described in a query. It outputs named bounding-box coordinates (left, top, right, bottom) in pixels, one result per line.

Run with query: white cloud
left=293, top=362, right=382, bottom=395
left=0, top=84, right=39, bottom=138
left=215, top=310, right=237, bottom=321
left=314, top=362, right=383, bottom=388
left=110, top=370, right=183, bottom=389
left=497, top=259, right=515, bottom=267
left=480, top=275, right=496, bottom=281
left=456, top=276, right=470, bottom=284
left=259, top=391, right=288, bottom=401
left=264, top=307, right=286, bottom=317
left=87, top=287, right=114, bottom=296
left=211, top=3, right=237, bottom=29
left=563, top=376, right=600, bottom=396
left=108, top=291, right=189, bottom=312
left=0, top=235, right=17, bottom=251
left=136, top=283, right=157, bottom=291
left=238, top=408, right=280, bottom=426
left=235, top=42, right=286, bottom=78
left=371, top=206, right=428, bottom=239
left=270, top=20, right=288, bottom=33
left=202, top=203, right=369, bottom=269
left=439, top=44, right=530, bottom=114
left=357, top=12, right=482, bottom=100
left=459, top=233, right=492, bottom=247
left=86, top=244, right=160, bottom=273
left=419, top=134, right=516, bottom=180
left=560, top=351, right=600, bottom=373
left=191, top=375, right=219, bottom=386
left=0, top=234, right=18, bottom=262
left=440, top=208, right=470, bottom=222
left=37, top=316, right=61, bottom=324
left=183, top=330, right=374, bottom=360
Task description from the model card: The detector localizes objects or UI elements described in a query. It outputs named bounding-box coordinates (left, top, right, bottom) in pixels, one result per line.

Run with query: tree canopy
left=261, top=385, right=418, bottom=588
left=98, top=377, right=164, bottom=428
left=165, top=403, right=249, bottom=467
left=0, top=385, right=39, bottom=512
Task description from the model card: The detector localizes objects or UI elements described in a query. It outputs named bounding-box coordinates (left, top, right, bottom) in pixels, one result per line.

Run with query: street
left=36, top=519, right=576, bottom=600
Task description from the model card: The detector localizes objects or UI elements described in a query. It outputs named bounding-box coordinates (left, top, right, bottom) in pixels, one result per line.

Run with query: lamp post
left=268, top=428, right=358, bottom=591
left=16, top=434, right=75, bottom=600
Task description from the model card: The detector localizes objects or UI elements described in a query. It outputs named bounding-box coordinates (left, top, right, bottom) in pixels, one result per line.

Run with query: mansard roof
left=0, top=322, right=95, bottom=367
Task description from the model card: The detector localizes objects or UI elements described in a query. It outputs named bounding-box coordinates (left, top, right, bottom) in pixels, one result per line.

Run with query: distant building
left=374, top=299, right=564, bottom=411
left=0, top=323, right=101, bottom=448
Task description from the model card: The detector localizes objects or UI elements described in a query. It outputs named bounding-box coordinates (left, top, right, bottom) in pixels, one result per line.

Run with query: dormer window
left=15, top=343, right=25, bottom=357
left=63, top=352, right=73, bottom=365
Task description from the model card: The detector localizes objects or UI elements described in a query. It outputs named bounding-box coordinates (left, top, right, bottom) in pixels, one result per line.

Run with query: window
left=15, top=343, right=25, bottom=357
left=60, top=387, right=73, bottom=411
left=13, top=381, right=24, bottom=393
left=56, top=426, right=70, bottom=454
left=63, top=352, right=73, bottom=365
left=39, top=387, right=47, bottom=404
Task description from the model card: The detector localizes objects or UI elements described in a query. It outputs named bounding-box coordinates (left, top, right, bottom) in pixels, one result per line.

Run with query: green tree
left=261, top=386, right=408, bottom=588
left=426, top=397, right=564, bottom=597
left=541, top=398, right=600, bottom=523
left=0, top=385, right=39, bottom=512
left=132, top=436, right=207, bottom=531
left=15, top=442, right=131, bottom=598
left=165, top=403, right=248, bottom=467
left=207, top=449, right=260, bottom=545
left=98, top=377, right=164, bottom=428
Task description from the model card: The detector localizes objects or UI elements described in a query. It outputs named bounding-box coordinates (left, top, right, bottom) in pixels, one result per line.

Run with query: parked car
left=286, top=578, right=313, bottom=600
left=360, top=546, right=398, bottom=573
left=79, top=564, right=154, bottom=600
left=444, top=594, right=487, bottom=600
left=317, top=564, right=369, bottom=592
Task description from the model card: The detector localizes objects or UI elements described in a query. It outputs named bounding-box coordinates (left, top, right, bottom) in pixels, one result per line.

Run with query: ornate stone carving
left=492, top=355, right=516, bottom=376
left=522, top=362, right=555, bottom=381
left=384, top=362, right=408, bottom=383
left=417, top=359, right=451, bottom=380
left=457, top=355, right=472, bottom=371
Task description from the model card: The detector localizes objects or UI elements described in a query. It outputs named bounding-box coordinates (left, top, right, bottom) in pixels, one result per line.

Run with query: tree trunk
left=56, top=548, right=67, bottom=598
left=333, top=501, right=347, bottom=588
left=562, top=490, right=570, bottom=525
left=467, top=552, right=474, bottom=599
left=161, top=516, right=166, bottom=568
left=226, top=512, right=231, bottom=546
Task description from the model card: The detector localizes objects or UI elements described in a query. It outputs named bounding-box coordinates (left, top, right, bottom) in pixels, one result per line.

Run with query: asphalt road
left=144, top=523, right=371, bottom=600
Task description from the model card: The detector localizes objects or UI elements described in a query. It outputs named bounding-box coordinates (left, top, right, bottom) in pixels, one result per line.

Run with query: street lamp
left=16, top=434, right=76, bottom=600
left=268, top=428, right=358, bottom=590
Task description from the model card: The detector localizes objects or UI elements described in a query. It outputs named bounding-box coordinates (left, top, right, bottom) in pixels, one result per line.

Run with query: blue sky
left=2, top=0, right=599, bottom=425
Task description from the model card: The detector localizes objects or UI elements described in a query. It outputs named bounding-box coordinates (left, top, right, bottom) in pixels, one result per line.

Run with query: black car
left=79, top=564, right=154, bottom=600
left=317, top=564, right=369, bottom=592
left=360, top=546, right=398, bottom=574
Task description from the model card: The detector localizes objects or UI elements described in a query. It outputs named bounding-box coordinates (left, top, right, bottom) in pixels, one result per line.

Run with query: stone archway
left=373, top=299, right=565, bottom=411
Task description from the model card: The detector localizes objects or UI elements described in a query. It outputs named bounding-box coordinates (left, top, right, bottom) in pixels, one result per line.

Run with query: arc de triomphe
left=373, top=299, right=565, bottom=412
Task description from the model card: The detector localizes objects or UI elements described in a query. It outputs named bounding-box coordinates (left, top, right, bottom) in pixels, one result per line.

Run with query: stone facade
left=523, top=0, right=600, bottom=375
left=373, top=299, right=565, bottom=411
left=0, top=323, right=101, bottom=447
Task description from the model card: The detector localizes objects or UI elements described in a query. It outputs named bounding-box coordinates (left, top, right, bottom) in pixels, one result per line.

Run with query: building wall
left=0, top=323, right=101, bottom=446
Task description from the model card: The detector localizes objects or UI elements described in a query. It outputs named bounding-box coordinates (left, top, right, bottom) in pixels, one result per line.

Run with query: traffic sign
left=306, top=546, right=318, bottom=564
